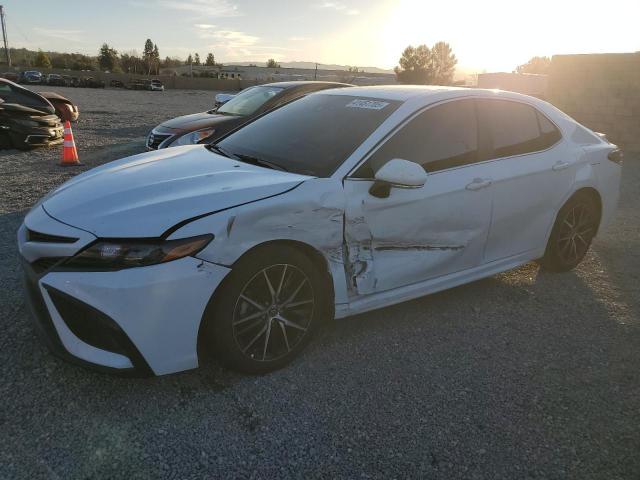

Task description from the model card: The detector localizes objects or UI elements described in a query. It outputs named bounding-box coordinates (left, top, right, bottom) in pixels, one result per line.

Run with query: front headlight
left=172, top=128, right=216, bottom=147
left=63, top=235, right=213, bottom=270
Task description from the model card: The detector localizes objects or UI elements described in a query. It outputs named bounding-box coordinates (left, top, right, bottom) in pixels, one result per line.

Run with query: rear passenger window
left=359, top=99, right=478, bottom=176
left=537, top=111, right=562, bottom=148
left=478, top=100, right=561, bottom=158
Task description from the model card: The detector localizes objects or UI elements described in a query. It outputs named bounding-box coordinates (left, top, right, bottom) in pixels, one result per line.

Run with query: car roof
left=261, top=80, right=353, bottom=90
left=315, top=84, right=549, bottom=106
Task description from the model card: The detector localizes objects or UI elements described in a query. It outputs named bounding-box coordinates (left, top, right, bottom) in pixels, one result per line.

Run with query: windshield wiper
left=234, top=153, right=288, bottom=172
left=206, top=144, right=238, bottom=159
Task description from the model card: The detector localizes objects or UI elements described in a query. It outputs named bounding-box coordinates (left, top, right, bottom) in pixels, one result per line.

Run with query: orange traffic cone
left=60, top=120, right=82, bottom=166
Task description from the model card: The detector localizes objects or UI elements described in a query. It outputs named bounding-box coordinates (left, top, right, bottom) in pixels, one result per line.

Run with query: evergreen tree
left=34, top=50, right=52, bottom=69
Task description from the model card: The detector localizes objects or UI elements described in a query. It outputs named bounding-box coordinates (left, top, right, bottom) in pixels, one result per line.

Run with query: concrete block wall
left=548, top=53, right=640, bottom=152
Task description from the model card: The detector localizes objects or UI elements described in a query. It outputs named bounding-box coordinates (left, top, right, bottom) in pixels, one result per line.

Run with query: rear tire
left=539, top=192, right=600, bottom=272
left=202, top=245, right=330, bottom=374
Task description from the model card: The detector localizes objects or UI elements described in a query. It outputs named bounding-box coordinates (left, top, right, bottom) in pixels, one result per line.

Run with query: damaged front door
left=343, top=98, right=494, bottom=295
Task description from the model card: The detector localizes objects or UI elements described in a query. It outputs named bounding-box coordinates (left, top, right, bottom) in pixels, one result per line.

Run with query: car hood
left=159, top=111, right=242, bottom=132
left=41, top=145, right=310, bottom=238
left=39, top=91, right=73, bottom=105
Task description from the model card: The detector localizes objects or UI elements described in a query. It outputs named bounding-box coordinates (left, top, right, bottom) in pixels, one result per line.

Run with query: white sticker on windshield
left=346, top=99, right=390, bottom=110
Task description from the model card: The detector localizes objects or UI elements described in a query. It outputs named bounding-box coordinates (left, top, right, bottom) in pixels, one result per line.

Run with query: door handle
left=465, top=178, right=492, bottom=191
left=552, top=161, right=571, bottom=171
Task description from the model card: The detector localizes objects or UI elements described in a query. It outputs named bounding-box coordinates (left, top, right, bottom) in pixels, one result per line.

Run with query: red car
left=38, top=91, right=79, bottom=122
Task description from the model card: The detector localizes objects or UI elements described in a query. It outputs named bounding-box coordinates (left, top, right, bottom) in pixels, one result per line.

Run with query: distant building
left=477, top=72, right=548, bottom=98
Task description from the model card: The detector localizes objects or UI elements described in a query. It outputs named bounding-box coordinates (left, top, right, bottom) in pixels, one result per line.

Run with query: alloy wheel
left=232, top=264, right=315, bottom=362
left=556, top=203, right=596, bottom=264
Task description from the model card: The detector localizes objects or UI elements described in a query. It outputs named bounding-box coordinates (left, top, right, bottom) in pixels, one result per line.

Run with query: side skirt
left=334, top=249, right=539, bottom=319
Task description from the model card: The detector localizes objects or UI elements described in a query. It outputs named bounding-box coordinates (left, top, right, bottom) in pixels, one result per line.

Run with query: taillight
left=608, top=149, right=623, bottom=165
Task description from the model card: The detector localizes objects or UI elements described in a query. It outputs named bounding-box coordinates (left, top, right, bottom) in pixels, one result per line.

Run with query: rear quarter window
left=478, top=99, right=561, bottom=158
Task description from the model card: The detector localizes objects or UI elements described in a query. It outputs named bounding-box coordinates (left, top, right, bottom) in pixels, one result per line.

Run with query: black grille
left=147, top=132, right=171, bottom=149
left=27, top=229, right=78, bottom=244
left=47, top=287, right=128, bottom=355
left=31, top=257, right=65, bottom=274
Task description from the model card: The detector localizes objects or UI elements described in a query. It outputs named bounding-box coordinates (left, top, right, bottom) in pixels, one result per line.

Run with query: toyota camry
left=18, top=86, right=621, bottom=376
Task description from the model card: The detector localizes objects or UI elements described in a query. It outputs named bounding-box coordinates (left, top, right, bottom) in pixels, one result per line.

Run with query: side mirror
left=214, top=93, right=235, bottom=106
left=369, top=159, right=427, bottom=198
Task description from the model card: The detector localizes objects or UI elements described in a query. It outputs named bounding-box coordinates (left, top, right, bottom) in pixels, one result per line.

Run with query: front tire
left=202, top=245, right=330, bottom=374
left=540, top=192, right=600, bottom=272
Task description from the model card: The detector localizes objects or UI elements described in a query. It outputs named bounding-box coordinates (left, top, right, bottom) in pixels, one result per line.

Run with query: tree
left=152, top=44, right=160, bottom=74
left=34, top=50, right=52, bottom=69
left=185, top=54, right=193, bottom=65
left=205, top=52, right=215, bottom=66
left=515, top=56, right=551, bottom=74
left=430, top=42, right=457, bottom=85
left=394, top=45, right=432, bottom=84
left=120, top=51, right=144, bottom=73
left=51, top=55, right=68, bottom=69
left=162, top=56, right=182, bottom=69
left=394, top=42, right=458, bottom=85
left=266, top=58, right=280, bottom=68
left=347, top=66, right=361, bottom=73
left=68, top=53, right=95, bottom=71
left=143, top=38, right=155, bottom=74
left=194, top=53, right=201, bottom=66
left=98, top=43, right=119, bottom=72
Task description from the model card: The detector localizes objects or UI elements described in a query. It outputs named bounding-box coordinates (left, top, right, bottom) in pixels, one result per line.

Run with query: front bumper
left=14, top=124, right=64, bottom=147
left=19, top=207, right=231, bottom=376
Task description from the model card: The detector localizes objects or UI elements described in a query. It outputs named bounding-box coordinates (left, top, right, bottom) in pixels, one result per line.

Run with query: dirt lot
left=1, top=88, right=639, bottom=479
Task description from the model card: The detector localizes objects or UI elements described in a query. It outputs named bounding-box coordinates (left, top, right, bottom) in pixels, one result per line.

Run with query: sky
left=3, top=0, right=639, bottom=73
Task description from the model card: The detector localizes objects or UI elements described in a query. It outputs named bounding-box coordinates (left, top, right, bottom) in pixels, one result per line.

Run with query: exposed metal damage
left=375, top=243, right=465, bottom=251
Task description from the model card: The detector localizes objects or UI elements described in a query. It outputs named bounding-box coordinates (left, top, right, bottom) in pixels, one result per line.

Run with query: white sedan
left=18, top=86, right=622, bottom=376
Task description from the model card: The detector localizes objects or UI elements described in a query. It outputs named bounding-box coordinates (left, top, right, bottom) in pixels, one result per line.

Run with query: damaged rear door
left=343, top=98, right=494, bottom=295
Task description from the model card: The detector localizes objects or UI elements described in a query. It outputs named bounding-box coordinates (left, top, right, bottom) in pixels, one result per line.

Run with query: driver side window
left=354, top=99, right=479, bottom=178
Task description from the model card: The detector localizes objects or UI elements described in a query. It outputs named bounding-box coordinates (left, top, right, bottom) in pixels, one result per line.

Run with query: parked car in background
left=214, top=92, right=235, bottom=108
left=79, top=77, right=105, bottom=88
left=38, top=91, right=79, bottom=122
left=0, top=99, right=63, bottom=149
left=0, top=79, right=79, bottom=122
left=46, top=74, right=66, bottom=87
left=149, top=79, right=164, bottom=91
left=19, top=86, right=622, bottom=375
left=127, top=79, right=147, bottom=90
left=147, top=81, right=352, bottom=150
left=19, top=71, right=43, bottom=84
left=110, top=79, right=125, bottom=88
left=1, top=72, right=19, bottom=82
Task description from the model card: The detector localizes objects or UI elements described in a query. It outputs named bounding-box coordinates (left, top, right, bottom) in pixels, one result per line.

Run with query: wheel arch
left=196, top=239, right=336, bottom=364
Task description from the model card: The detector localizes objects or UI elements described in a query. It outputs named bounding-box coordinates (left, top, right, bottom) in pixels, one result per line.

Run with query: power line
left=6, top=12, right=31, bottom=45
left=0, top=5, right=10, bottom=66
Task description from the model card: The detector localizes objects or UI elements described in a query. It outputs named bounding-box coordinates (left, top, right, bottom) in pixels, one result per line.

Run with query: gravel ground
left=1, top=88, right=639, bottom=479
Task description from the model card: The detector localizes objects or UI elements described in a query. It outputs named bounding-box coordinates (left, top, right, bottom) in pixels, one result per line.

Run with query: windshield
left=217, top=85, right=284, bottom=116
left=216, top=94, right=401, bottom=177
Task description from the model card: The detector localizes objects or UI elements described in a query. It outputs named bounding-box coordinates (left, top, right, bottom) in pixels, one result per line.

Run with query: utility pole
left=0, top=5, right=10, bottom=67
left=314, top=62, right=318, bottom=80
